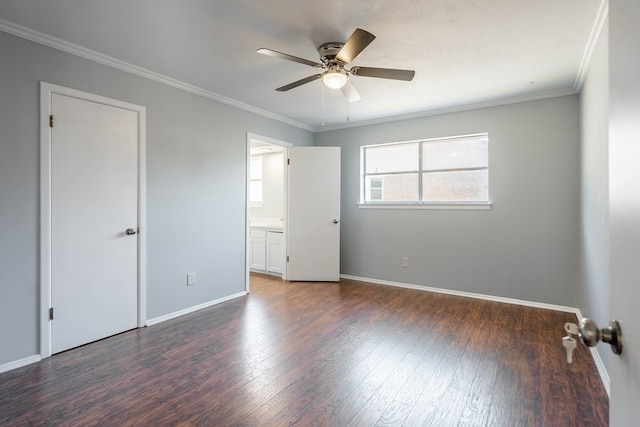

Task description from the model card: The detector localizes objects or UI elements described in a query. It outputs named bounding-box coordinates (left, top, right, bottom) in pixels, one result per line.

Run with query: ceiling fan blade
left=350, top=66, right=415, bottom=81
left=335, top=28, right=376, bottom=64
left=257, top=48, right=322, bottom=68
left=341, top=79, right=361, bottom=103
left=276, top=74, right=322, bottom=91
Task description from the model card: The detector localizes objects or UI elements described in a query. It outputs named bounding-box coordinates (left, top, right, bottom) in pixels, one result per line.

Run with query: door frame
left=245, top=132, right=291, bottom=293
left=39, top=82, right=147, bottom=358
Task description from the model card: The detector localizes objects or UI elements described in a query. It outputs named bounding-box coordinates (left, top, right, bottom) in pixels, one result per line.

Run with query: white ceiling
left=0, top=0, right=605, bottom=131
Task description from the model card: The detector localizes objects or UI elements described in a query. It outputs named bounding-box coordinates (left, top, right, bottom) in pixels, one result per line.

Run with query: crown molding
left=0, top=18, right=314, bottom=132
left=314, top=87, right=578, bottom=132
left=574, top=0, right=609, bottom=91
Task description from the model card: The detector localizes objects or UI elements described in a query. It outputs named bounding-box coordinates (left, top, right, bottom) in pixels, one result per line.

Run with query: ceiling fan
left=257, top=28, right=415, bottom=103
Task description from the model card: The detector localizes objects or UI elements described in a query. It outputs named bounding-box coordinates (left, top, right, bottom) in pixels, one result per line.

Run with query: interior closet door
left=50, top=92, right=139, bottom=353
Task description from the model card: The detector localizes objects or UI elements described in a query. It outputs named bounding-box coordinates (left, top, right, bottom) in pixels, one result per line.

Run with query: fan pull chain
left=346, top=77, right=350, bottom=122
left=321, top=80, right=326, bottom=127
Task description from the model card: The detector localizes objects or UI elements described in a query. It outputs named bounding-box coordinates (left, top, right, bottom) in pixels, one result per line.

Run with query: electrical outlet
left=402, top=257, right=409, bottom=268
left=187, top=272, right=196, bottom=286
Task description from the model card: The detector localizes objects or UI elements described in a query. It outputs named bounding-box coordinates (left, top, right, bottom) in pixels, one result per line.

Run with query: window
left=249, top=156, right=263, bottom=205
left=361, top=133, right=489, bottom=206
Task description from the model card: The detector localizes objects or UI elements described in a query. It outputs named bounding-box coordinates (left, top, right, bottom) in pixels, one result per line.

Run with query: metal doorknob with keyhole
left=125, top=228, right=138, bottom=235
left=333, top=219, right=339, bottom=224
left=579, top=318, right=623, bottom=355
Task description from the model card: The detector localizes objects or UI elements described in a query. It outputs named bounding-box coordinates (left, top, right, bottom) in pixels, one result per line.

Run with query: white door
left=286, top=147, right=340, bottom=281
left=50, top=93, right=138, bottom=354
left=609, top=1, right=640, bottom=424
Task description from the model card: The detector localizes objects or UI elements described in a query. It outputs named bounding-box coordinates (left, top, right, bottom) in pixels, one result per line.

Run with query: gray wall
left=0, top=31, right=313, bottom=366
left=315, top=96, right=580, bottom=306
left=578, top=25, right=610, bottom=370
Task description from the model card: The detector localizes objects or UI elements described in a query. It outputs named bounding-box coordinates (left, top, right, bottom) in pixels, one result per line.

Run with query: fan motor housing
left=318, top=42, right=344, bottom=65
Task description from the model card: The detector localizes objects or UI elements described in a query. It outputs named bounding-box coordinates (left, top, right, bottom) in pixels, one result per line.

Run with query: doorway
left=246, top=134, right=290, bottom=291
left=245, top=134, right=342, bottom=290
left=40, top=82, right=147, bottom=358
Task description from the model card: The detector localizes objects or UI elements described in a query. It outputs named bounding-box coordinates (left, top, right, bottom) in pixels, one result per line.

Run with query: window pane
left=422, top=170, right=488, bottom=202
left=422, top=136, right=488, bottom=170
left=370, top=188, right=382, bottom=200
left=250, top=157, right=262, bottom=180
left=370, top=177, right=383, bottom=189
left=365, top=174, right=418, bottom=202
left=365, top=143, right=419, bottom=174
left=249, top=180, right=263, bottom=203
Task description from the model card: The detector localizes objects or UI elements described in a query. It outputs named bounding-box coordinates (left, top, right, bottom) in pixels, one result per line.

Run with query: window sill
left=358, top=202, right=492, bottom=210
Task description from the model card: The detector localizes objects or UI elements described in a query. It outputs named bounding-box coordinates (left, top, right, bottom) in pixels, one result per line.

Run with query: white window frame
left=359, top=133, right=492, bottom=210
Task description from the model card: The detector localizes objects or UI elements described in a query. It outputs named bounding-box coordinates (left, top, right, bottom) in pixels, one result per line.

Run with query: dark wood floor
left=0, top=274, right=608, bottom=426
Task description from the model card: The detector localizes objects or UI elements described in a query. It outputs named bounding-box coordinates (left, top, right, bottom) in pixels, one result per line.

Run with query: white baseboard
left=589, top=347, right=610, bottom=397
left=340, top=274, right=580, bottom=314
left=340, top=274, right=610, bottom=395
left=146, top=291, right=247, bottom=326
left=0, top=355, right=41, bottom=374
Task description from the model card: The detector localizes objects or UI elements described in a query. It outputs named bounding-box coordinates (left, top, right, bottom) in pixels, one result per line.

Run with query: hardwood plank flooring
left=0, top=274, right=608, bottom=426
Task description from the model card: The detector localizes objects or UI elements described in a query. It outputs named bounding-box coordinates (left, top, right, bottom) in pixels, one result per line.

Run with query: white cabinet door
left=267, top=231, right=283, bottom=273
left=287, top=147, right=340, bottom=281
left=249, top=227, right=266, bottom=271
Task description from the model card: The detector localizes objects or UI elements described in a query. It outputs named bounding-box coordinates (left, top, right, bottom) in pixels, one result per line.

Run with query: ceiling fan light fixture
left=322, top=70, right=348, bottom=89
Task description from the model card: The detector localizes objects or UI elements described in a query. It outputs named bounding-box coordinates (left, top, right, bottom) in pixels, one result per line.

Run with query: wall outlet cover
left=187, top=272, right=196, bottom=286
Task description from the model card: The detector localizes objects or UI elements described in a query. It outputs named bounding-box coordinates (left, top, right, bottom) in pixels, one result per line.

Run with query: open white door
left=609, top=1, right=640, bottom=424
left=286, top=147, right=340, bottom=281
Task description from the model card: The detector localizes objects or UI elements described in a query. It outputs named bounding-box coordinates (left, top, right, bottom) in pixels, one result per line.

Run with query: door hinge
left=287, top=158, right=290, bottom=165
left=49, top=307, right=54, bottom=320
left=286, top=255, right=290, bottom=262
left=49, top=114, right=54, bottom=128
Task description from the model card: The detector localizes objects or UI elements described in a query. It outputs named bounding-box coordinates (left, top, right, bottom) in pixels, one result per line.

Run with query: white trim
left=146, top=292, right=247, bottom=326
left=137, top=104, right=148, bottom=327
left=39, top=83, right=53, bottom=359
left=0, top=18, right=313, bottom=132
left=39, top=82, right=147, bottom=358
left=0, top=355, right=41, bottom=374
left=358, top=203, right=492, bottom=210
left=315, top=88, right=578, bottom=132
left=589, top=347, right=610, bottom=397
left=340, top=274, right=581, bottom=313
left=574, top=0, right=609, bottom=91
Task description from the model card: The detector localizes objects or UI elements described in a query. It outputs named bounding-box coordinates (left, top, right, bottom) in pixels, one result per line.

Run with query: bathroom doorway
left=246, top=133, right=290, bottom=291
